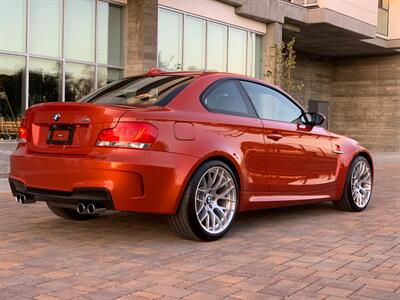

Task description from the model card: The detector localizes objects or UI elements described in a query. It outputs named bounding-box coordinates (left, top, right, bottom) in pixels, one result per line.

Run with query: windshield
left=81, top=75, right=193, bottom=107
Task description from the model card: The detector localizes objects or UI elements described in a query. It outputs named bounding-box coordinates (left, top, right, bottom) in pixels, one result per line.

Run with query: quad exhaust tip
left=15, top=193, right=27, bottom=204
left=76, top=202, right=106, bottom=215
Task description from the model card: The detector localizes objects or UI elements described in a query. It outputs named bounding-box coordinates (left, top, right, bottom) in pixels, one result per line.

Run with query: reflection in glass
left=206, top=22, right=227, bottom=72
left=97, top=67, right=123, bottom=88
left=98, top=3, right=123, bottom=66
left=65, top=0, right=95, bottom=62
left=158, top=8, right=183, bottom=70
left=184, top=16, right=206, bottom=70
left=29, top=0, right=62, bottom=57
left=29, top=58, right=62, bottom=106
left=0, top=54, right=25, bottom=139
left=228, top=28, right=247, bottom=75
left=0, top=0, right=26, bottom=53
left=65, top=63, right=94, bottom=102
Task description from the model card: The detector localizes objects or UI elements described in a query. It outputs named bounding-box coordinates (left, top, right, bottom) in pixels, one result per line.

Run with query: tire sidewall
left=185, top=160, right=239, bottom=241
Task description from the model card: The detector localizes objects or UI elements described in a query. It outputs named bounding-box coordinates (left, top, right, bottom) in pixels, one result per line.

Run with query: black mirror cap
left=303, top=112, right=326, bottom=126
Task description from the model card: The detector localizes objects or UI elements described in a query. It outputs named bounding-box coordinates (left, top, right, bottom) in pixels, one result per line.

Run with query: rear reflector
left=96, top=122, right=158, bottom=149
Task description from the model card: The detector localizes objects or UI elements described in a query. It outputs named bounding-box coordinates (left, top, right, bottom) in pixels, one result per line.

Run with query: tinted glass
left=83, top=76, right=192, bottom=107
left=65, top=0, right=95, bottom=62
left=241, top=81, right=302, bottom=123
left=203, top=81, right=250, bottom=116
left=29, top=58, right=62, bottom=105
left=0, top=54, right=25, bottom=128
left=65, top=63, right=95, bottom=102
left=0, top=0, right=26, bottom=53
left=183, top=16, right=206, bottom=70
left=228, top=28, right=247, bottom=75
left=158, top=9, right=183, bottom=70
left=206, top=22, right=227, bottom=72
left=29, top=0, right=62, bottom=57
left=98, top=2, right=123, bottom=66
left=97, top=67, right=123, bottom=89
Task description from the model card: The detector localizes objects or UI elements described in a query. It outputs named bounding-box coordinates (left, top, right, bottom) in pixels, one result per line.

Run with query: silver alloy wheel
left=195, top=166, right=237, bottom=234
left=351, top=160, right=372, bottom=208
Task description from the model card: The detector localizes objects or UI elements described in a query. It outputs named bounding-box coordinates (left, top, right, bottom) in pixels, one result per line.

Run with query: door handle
left=267, top=133, right=283, bottom=141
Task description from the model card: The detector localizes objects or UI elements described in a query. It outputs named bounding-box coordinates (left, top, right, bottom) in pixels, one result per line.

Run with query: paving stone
left=0, top=159, right=398, bottom=299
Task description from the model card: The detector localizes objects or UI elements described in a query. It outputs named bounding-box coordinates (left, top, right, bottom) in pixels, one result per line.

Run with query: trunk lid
left=26, top=102, right=129, bottom=155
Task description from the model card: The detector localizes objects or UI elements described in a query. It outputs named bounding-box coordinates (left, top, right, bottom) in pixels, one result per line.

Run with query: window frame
left=238, top=79, right=306, bottom=125
left=200, top=78, right=258, bottom=118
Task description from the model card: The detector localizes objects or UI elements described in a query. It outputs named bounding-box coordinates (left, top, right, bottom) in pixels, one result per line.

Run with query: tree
left=266, top=38, right=303, bottom=93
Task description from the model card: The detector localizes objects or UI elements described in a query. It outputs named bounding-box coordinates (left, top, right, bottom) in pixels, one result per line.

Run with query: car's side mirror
left=301, top=112, right=326, bottom=126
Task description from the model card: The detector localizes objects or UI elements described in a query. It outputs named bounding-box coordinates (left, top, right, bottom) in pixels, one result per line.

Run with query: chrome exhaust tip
left=86, top=203, right=96, bottom=215
left=77, top=203, right=86, bottom=214
left=16, top=194, right=21, bottom=203
left=20, top=194, right=27, bottom=204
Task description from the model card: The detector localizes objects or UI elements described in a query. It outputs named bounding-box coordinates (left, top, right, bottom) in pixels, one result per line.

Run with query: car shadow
left=35, top=201, right=341, bottom=243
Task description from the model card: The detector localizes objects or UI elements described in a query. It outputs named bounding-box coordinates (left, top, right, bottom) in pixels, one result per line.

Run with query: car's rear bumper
left=9, top=145, right=199, bottom=214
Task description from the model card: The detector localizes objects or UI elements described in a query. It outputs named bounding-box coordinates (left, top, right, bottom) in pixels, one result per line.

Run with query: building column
left=125, top=0, right=158, bottom=76
left=263, top=22, right=282, bottom=85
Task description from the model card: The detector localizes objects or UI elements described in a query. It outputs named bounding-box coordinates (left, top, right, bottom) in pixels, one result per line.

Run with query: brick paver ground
left=0, top=158, right=399, bottom=300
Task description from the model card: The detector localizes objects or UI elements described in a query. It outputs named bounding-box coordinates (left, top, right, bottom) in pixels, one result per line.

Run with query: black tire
left=333, top=156, right=372, bottom=212
left=169, top=160, right=239, bottom=241
left=46, top=202, right=99, bottom=221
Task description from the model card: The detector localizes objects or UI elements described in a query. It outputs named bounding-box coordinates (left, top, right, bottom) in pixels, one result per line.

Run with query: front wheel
left=169, top=160, right=239, bottom=241
left=333, top=156, right=372, bottom=212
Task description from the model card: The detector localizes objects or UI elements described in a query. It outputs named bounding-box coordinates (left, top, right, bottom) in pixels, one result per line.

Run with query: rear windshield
left=81, top=75, right=193, bottom=107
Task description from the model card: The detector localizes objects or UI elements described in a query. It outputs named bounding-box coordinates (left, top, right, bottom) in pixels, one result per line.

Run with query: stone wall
left=331, top=55, right=400, bottom=152
left=291, top=52, right=333, bottom=108
left=125, top=0, right=158, bottom=76
left=290, top=52, right=400, bottom=152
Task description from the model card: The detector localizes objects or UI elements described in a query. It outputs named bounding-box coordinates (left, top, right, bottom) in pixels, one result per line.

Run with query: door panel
left=263, top=120, right=338, bottom=194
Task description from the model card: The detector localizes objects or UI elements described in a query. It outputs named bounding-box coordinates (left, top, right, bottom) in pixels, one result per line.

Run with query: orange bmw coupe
left=10, top=70, right=373, bottom=241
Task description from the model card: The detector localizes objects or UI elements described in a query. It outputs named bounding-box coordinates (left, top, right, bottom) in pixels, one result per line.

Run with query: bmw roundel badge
left=53, top=113, right=60, bottom=122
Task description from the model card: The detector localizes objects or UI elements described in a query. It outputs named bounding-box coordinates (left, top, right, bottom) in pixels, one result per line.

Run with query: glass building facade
left=157, top=7, right=263, bottom=78
left=0, top=0, right=124, bottom=138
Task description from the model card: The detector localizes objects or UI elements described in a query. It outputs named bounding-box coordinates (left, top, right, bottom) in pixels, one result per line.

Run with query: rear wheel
left=169, top=160, right=239, bottom=241
left=46, top=202, right=99, bottom=221
left=333, top=156, right=372, bottom=212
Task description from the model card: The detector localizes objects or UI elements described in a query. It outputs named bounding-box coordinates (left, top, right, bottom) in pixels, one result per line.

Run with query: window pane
left=84, top=76, right=193, bottom=107
left=29, top=58, right=62, bottom=106
left=29, top=0, right=62, bottom=57
left=158, top=8, right=183, bottom=70
left=0, top=54, right=25, bottom=139
left=204, top=81, right=250, bottom=116
left=228, top=28, right=247, bottom=75
left=65, top=0, right=95, bottom=62
left=98, top=2, right=123, bottom=66
left=65, top=63, right=94, bottom=102
left=241, top=81, right=302, bottom=123
left=97, top=67, right=123, bottom=88
left=247, top=32, right=255, bottom=77
left=206, top=22, right=227, bottom=72
left=255, top=35, right=263, bottom=79
left=0, top=0, right=26, bottom=53
left=183, top=16, right=206, bottom=71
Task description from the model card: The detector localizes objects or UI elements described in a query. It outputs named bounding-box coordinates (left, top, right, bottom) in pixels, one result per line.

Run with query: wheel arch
left=172, top=152, right=244, bottom=214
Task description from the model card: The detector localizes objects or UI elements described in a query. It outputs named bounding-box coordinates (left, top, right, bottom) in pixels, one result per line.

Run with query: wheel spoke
left=350, top=160, right=372, bottom=209
left=194, top=166, right=237, bottom=234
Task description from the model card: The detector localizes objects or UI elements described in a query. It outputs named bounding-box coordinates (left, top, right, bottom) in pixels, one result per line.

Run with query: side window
left=203, top=80, right=252, bottom=116
left=241, top=81, right=303, bottom=123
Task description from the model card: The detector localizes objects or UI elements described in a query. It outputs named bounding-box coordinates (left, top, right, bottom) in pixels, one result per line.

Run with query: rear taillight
left=96, top=122, right=158, bottom=149
left=18, top=113, right=29, bottom=143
